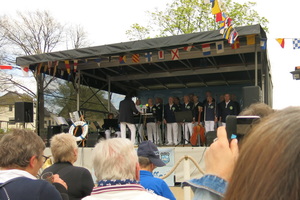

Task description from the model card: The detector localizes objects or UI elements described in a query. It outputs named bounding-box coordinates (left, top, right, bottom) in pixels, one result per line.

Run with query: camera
left=226, top=115, right=260, bottom=141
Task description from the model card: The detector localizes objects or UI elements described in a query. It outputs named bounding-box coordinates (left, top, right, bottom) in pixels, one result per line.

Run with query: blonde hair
left=50, top=133, right=78, bottom=163
left=92, top=138, right=138, bottom=181
left=224, top=107, right=300, bottom=200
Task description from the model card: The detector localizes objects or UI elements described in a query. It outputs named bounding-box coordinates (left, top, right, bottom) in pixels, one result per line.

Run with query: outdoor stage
left=44, top=146, right=207, bottom=183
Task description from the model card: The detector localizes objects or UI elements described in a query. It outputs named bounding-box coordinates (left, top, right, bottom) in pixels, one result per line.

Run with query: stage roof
left=16, top=24, right=270, bottom=96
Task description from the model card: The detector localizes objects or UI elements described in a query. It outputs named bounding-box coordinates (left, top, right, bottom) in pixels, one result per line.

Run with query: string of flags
left=206, top=0, right=239, bottom=46
left=275, top=38, right=300, bottom=49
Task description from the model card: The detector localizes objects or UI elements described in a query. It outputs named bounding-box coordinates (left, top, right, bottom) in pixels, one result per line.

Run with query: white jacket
left=82, top=184, right=169, bottom=200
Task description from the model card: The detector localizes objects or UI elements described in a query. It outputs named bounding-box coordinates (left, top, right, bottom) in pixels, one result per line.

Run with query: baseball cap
left=137, top=141, right=166, bottom=167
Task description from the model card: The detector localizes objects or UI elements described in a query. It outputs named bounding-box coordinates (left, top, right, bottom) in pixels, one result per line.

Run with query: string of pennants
left=205, top=0, right=239, bottom=46
left=1, top=34, right=267, bottom=78
left=275, top=38, right=300, bottom=49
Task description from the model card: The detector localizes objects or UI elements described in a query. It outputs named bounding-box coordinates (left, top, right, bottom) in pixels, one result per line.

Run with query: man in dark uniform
left=118, top=92, right=139, bottom=143
left=146, top=98, right=158, bottom=144
left=181, top=95, right=194, bottom=144
left=155, top=97, right=163, bottom=144
left=163, top=97, right=180, bottom=145
left=193, top=95, right=204, bottom=124
left=217, top=93, right=238, bottom=126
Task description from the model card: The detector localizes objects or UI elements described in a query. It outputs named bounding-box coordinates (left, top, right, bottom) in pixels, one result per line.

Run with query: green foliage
left=126, top=0, right=268, bottom=40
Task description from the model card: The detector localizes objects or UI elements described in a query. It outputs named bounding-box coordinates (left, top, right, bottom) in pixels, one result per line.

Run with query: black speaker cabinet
left=47, top=125, right=62, bottom=147
left=242, top=86, right=262, bottom=109
left=15, top=102, right=34, bottom=123
left=86, top=133, right=100, bottom=147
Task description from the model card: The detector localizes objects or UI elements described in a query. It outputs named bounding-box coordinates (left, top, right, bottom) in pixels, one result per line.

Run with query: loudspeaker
left=242, top=86, right=262, bottom=109
left=86, top=133, right=100, bottom=147
left=47, top=125, right=62, bottom=147
left=15, top=102, right=34, bottom=123
left=206, top=131, right=217, bottom=147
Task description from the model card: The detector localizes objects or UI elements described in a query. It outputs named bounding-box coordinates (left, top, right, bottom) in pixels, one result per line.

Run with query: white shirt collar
left=0, top=169, right=36, bottom=183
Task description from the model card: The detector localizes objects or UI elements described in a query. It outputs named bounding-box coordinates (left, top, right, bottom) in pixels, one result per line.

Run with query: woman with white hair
left=43, top=133, right=94, bottom=200
left=83, top=138, right=168, bottom=200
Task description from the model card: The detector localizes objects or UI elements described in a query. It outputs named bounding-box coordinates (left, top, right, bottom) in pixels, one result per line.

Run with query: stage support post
left=255, top=45, right=258, bottom=86
left=183, top=156, right=191, bottom=200
left=108, top=77, right=111, bottom=112
left=77, top=70, right=81, bottom=111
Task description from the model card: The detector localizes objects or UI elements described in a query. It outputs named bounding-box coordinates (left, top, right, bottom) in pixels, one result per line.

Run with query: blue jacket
left=183, top=174, right=227, bottom=200
left=0, top=177, right=66, bottom=200
left=139, top=170, right=176, bottom=200
left=164, top=104, right=180, bottom=123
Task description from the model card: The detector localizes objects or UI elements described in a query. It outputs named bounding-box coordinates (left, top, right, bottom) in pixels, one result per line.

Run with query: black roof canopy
left=16, top=24, right=270, bottom=97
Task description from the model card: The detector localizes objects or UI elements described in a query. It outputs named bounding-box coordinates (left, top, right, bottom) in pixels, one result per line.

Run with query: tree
left=66, top=24, right=91, bottom=49
left=126, top=0, right=269, bottom=40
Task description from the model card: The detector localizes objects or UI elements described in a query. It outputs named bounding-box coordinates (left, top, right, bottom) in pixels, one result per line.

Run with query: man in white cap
left=137, top=141, right=176, bottom=200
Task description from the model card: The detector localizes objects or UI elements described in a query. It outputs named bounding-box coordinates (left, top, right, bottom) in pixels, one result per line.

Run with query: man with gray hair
left=82, top=138, right=168, bottom=200
left=0, top=129, right=68, bottom=200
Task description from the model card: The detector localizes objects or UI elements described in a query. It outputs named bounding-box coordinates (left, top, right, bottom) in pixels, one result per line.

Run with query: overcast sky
left=1, top=0, right=300, bottom=109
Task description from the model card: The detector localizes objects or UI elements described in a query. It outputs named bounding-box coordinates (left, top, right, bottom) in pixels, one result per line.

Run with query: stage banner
left=152, top=148, right=175, bottom=186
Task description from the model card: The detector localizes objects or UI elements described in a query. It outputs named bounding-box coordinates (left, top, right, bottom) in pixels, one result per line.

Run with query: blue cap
left=137, top=141, right=166, bottom=167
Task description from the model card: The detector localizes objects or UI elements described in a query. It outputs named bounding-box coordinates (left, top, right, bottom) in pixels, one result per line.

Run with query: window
left=9, top=105, right=13, bottom=112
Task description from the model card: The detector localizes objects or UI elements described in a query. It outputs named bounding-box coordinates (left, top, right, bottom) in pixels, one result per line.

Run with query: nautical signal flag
left=292, top=38, right=300, bottom=49
left=231, top=37, right=240, bottom=49
left=64, top=60, right=71, bottom=74
left=132, top=54, right=140, bottom=63
left=223, top=25, right=233, bottom=40
left=211, top=0, right=221, bottom=15
left=228, top=29, right=238, bottom=44
left=202, top=44, right=211, bottom=56
left=183, top=46, right=193, bottom=51
left=171, top=49, right=179, bottom=60
left=216, top=12, right=222, bottom=22
left=0, top=65, right=13, bottom=70
left=216, top=41, right=224, bottom=54
left=94, top=58, right=101, bottom=67
left=158, top=50, right=165, bottom=60
left=276, top=38, right=285, bottom=48
left=145, top=52, right=152, bottom=62
left=247, top=35, right=256, bottom=45
left=119, top=55, right=126, bottom=64
left=21, top=66, right=29, bottom=76
left=260, top=38, right=267, bottom=50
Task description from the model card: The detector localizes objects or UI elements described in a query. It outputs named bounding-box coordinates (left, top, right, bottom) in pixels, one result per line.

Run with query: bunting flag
left=21, top=66, right=29, bottom=76
left=171, top=49, right=179, bottom=60
left=53, top=61, right=59, bottom=76
left=132, top=54, right=140, bottom=63
left=74, top=60, right=78, bottom=72
left=0, top=65, right=13, bottom=70
left=145, top=52, right=152, bottom=62
left=216, top=12, right=223, bottom=22
left=211, top=0, right=221, bottom=15
left=183, top=46, right=193, bottom=51
left=60, top=69, right=64, bottom=78
left=37, top=63, right=43, bottom=75
left=95, top=58, right=101, bottom=67
left=231, top=37, right=240, bottom=49
left=47, top=61, right=52, bottom=74
left=202, top=44, right=211, bottom=55
left=292, top=38, right=300, bottom=49
left=216, top=41, right=224, bottom=53
left=158, top=51, right=165, bottom=60
left=276, top=38, right=285, bottom=48
left=64, top=60, right=71, bottom=74
left=247, top=35, right=256, bottom=45
left=260, top=38, right=267, bottom=50
left=228, top=29, right=239, bottom=44
left=223, top=25, right=233, bottom=40
left=119, top=56, right=126, bottom=64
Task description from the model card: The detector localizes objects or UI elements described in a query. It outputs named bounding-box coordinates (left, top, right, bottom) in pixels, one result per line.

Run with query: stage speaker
left=242, top=86, right=262, bottom=109
left=47, top=125, right=62, bottom=147
left=206, top=131, right=217, bottom=147
left=86, top=133, right=100, bottom=147
left=15, top=102, right=34, bottom=123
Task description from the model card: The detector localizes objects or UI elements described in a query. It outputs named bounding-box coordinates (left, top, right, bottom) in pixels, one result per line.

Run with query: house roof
left=0, top=92, right=33, bottom=105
